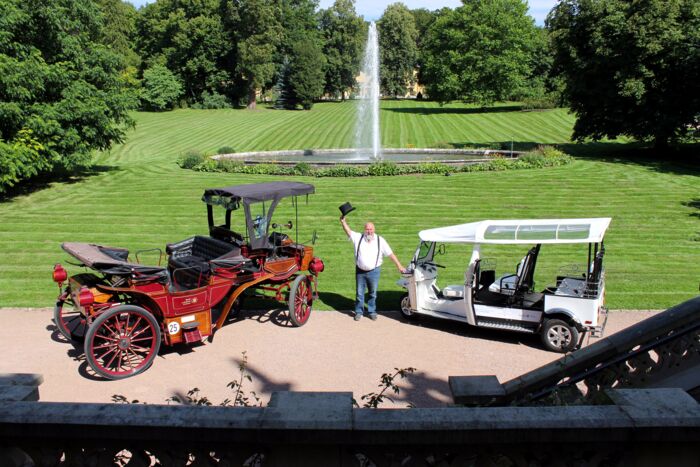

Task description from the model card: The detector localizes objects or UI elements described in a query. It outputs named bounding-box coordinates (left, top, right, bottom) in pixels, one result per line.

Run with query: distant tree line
left=0, top=0, right=697, bottom=193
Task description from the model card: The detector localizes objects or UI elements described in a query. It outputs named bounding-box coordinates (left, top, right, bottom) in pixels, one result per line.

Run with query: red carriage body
left=53, top=182, right=324, bottom=379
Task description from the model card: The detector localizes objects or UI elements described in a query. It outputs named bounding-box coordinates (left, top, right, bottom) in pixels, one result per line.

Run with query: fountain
left=213, top=21, right=519, bottom=167
left=355, top=21, right=381, bottom=160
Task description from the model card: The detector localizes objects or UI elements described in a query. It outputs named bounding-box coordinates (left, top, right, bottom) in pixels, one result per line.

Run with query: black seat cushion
left=167, top=236, right=239, bottom=289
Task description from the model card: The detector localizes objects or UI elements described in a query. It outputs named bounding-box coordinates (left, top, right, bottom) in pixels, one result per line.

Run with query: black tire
left=399, top=293, right=414, bottom=320
left=541, top=318, right=579, bottom=353
left=288, top=275, right=312, bottom=327
left=54, top=292, right=87, bottom=342
left=84, top=305, right=161, bottom=380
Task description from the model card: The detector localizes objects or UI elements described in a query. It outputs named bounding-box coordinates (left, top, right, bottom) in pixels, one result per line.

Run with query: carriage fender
left=543, top=308, right=582, bottom=327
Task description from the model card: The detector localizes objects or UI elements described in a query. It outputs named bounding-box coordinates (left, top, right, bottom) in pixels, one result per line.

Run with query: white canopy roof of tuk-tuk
left=419, top=218, right=611, bottom=244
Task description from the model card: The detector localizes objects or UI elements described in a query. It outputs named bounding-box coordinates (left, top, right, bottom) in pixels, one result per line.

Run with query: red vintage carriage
left=52, top=182, right=324, bottom=379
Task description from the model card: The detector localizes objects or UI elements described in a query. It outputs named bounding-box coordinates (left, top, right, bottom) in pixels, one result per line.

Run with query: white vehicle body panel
left=397, top=218, right=611, bottom=350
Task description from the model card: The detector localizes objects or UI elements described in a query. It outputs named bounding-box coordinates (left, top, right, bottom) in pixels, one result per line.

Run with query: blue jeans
left=355, top=267, right=380, bottom=316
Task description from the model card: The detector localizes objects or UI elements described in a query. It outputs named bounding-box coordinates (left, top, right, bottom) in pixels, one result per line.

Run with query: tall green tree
left=141, top=64, right=183, bottom=111
left=224, top=0, right=283, bottom=109
left=421, top=0, right=539, bottom=104
left=378, top=3, right=418, bottom=98
left=548, top=0, right=700, bottom=147
left=0, top=0, right=135, bottom=193
left=95, top=0, right=140, bottom=69
left=286, top=36, right=327, bottom=109
left=319, top=0, right=365, bottom=99
left=136, top=0, right=228, bottom=103
left=275, top=0, right=326, bottom=109
left=410, top=8, right=441, bottom=87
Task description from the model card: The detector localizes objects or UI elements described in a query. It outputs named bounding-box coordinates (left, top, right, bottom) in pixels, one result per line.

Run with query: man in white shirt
left=340, top=216, right=406, bottom=321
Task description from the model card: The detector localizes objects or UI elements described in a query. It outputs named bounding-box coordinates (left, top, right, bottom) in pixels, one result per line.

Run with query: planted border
left=177, top=146, right=572, bottom=177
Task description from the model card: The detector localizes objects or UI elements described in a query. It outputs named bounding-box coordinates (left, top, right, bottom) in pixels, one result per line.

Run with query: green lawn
left=0, top=101, right=698, bottom=310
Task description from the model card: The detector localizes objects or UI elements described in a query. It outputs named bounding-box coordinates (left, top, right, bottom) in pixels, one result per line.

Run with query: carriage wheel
left=288, top=275, right=312, bottom=327
left=84, top=305, right=161, bottom=380
left=54, top=294, right=87, bottom=342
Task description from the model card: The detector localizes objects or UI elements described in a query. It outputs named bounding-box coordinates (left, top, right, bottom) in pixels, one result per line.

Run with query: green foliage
left=378, top=3, right=419, bottom=98
left=0, top=0, right=136, bottom=193
left=354, top=367, right=416, bottom=408
left=319, top=0, right=365, bottom=99
left=95, top=0, right=141, bottom=69
left=187, top=147, right=572, bottom=177
left=226, top=0, right=283, bottom=109
left=177, top=149, right=207, bottom=169
left=192, top=91, right=232, bottom=110
left=141, top=64, right=183, bottom=111
left=286, top=37, right=327, bottom=110
left=422, top=0, right=539, bottom=104
left=217, top=146, right=236, bottom=155
left=548, top=0, right=700, bottom=147
left=137, top=0, right=229, bottom=104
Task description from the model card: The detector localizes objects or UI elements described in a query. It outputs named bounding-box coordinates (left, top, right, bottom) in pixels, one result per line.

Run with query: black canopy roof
left=203, top=181, right=315, bottom=204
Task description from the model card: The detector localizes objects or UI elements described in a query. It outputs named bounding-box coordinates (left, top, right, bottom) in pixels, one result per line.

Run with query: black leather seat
left=167, top=236, right=239, bottom=289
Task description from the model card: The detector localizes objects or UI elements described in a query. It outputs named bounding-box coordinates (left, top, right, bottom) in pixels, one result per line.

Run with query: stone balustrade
left=1, top=376, right=699, bottom=466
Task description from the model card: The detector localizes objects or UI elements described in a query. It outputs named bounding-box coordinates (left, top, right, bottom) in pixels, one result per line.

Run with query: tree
left=410, top=8, right=441, bottom=88
left=224, top=0, right=283, bottom=109
left=95, top=0, right=140, bottom=70
left=141, top=64, right=183, bottom=111
left=286, top=37, right=327, bottom=109
left=0, top=0, right=135, bottom=193
left=274, top=0, right=326, bottom=109
left=136, top=0, right=229, bottom=103
left=421, top=0, right=539, bottom=105
left=548, top=0, right=700, bottom=147
left=378, top=3, right=418, bottom=98
left=319, top=0, right=365, bottom=99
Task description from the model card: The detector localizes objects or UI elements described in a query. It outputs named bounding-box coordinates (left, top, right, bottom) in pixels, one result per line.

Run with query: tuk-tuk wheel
left=54, top=292, right=87, bottom=342
left=84, top=305, right=161, bottom=380
left=541, top=318, right=579, bottom=353
left=399, top=293, right=414, bottom=320
left=288, top=275, right=312, bottom=327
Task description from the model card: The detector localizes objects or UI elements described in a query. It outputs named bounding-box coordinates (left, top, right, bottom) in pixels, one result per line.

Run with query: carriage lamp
left=52, top=264, right=67, bottom=288
left=78, top=286, right=95, bottom=308
left=309, top=257, right=325, bottom=275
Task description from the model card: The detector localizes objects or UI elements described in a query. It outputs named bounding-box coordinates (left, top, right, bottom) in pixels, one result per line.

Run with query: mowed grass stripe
left=0, top=103, right=697, bottom=310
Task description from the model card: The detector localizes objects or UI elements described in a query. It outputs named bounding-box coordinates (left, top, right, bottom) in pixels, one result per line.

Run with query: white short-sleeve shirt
left=349, top=231, right=393, bottom=271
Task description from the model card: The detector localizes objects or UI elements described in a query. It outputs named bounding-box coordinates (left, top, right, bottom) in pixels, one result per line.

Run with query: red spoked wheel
left=84, top=305, right=161, bottom=380
left=54, top=292, right=87, bottom=342
left=288, top=275, right=312, bottom=327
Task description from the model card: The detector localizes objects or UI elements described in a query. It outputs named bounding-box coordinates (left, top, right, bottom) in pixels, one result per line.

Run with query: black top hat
left=339, top=202, right=356, bottom=217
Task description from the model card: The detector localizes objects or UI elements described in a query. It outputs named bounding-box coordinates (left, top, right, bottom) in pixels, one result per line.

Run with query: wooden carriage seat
left=167, top=236, right=241, bottom=289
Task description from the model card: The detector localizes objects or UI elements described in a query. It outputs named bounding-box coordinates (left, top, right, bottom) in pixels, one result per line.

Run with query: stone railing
left=1, top=376, right=699, bottom=466
left=450, top=296, right=700, bottom=407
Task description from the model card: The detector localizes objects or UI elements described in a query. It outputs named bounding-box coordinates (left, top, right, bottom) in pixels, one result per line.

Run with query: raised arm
left=340, top=216, right=352, bottom=238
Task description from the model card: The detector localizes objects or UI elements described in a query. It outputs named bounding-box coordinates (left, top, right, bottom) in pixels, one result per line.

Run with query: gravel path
left=1, top=307, right=658, bottom=408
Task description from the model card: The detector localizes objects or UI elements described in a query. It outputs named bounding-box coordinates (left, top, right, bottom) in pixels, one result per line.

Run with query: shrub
left=217, top=146, right=236, bottom=155
left=177, top=150, right=207, bottom=169
left=141, top=65, right=183, bottom=111
left=192, top=91, right=232, bottom=109
left=367, top=162, right=401, bottom=176
left=431, top=141, right=455, bottom=149
left=293, top=162, right=313, bottom=176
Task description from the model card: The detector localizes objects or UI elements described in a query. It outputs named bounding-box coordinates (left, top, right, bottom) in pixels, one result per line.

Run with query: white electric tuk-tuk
left=397, top=218, right=611, bottom=352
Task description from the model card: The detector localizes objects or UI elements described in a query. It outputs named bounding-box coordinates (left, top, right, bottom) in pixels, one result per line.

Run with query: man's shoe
left=354, top=314, right=362, bottom=321
left=369, top=314, right=377, bottom=321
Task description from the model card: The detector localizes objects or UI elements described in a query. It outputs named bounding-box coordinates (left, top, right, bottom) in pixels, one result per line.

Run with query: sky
left=128, top=1, right=557, bottom=26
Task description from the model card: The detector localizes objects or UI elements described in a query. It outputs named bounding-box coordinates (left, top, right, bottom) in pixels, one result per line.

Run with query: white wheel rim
left=548, top=324, right=572, bottom=348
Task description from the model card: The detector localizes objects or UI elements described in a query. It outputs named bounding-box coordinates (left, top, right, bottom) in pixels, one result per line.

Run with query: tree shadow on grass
left=682, top=198, right=700, bottom=219
left=0, top=165, right=119, bottom=203
left=385, top=104, right=524, bottom=115
left=558, top=141, right=700, bottom=176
